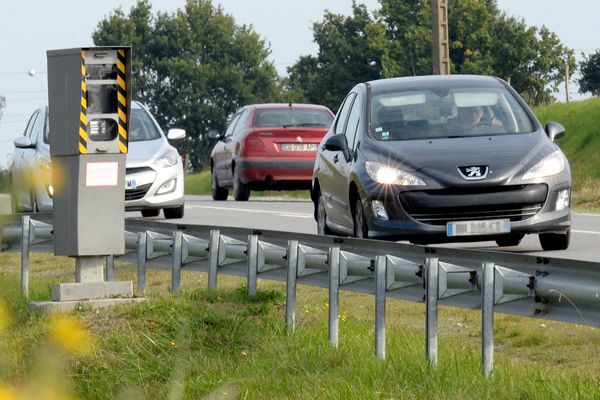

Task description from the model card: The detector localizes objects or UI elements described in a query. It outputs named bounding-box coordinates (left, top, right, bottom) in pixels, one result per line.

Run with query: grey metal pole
left=328, top=247, right=341, bottom=348
left=137, top=232, right=147, bottom=292
left=431, top=0, right=450, bottom=75
left=286, top=240, right=299, bottom=334
left=482, top=262, right=495, bottom=377
left=105, top=255, right=115, bottom=281
left=208, top=230, right=220, bottom=291
left=171, top=231, right=183, bottom=293
left=375, top=255, right=387, bottom=360
left=20, top=215, right=30, bottom=298
left=426, top=257, right=439, bottom=366
left=247, top=235, right=259, bottom=297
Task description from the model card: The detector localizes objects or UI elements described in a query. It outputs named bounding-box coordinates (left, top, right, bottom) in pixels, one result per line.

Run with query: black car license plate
left=447, top=219, right=510, bottom=237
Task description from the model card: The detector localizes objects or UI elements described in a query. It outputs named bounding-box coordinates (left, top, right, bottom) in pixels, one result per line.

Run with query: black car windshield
left=370, top=85, right=535, bottom=141
left=254, top=108, right=333, bottom=128
left=130, top=108, right=162, bottom=141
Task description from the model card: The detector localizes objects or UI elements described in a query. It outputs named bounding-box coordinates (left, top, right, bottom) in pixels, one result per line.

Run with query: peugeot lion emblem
left=458, top=165, right=488, bottom=180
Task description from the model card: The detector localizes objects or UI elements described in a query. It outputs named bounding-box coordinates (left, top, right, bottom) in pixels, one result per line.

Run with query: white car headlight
left=523, top=150, right=565, bottom=180
left=365, top=162, right=426, bottom=186
left=154, top=148, right=179, bottom=168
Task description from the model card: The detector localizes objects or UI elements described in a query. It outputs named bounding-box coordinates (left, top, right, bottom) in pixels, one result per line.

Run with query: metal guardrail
left=2, top=214, right=600, bottom=377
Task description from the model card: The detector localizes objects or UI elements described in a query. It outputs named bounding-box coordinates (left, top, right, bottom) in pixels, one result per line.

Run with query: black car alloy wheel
left=317, top=194, right=333, bottom=235
left=353, top=198, right=369, bottom=238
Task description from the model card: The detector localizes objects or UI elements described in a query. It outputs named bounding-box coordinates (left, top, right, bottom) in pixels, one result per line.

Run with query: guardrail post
left=426, top=257, right=439, bottom=366
left=328, top=247, right=341, bottom=348
left=137, top=232, right=147, bottom=293
left=21, top=215, right=30, bottom=298
left=482, top=262, right=495, bottom=378
left=208, top=229, right=220, bottom=290
left=172, top=231, right=183, bottom=293
left=105, top=255, right=115, bottom=281
left=375, top=255, right=387, bottom=360
left=247, top=235, right=259, bottom=297
left=286, top=240, right=299, bottom=333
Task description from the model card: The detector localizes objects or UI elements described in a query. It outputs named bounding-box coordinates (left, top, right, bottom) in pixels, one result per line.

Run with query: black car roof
left=366, top=75, right=505, bottom=94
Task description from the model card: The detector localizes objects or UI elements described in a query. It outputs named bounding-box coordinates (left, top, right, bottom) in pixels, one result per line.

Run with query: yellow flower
left=48, top=314, right=93, bottom=356
left=170, top=341, right=177, bottom=348
left=0, top=299, right=10, bottom=333
left=0, top=384, right=20, bottom=400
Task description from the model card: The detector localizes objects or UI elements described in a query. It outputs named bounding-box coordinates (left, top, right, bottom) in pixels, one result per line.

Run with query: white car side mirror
left=167, top=128, right=186, bottom=140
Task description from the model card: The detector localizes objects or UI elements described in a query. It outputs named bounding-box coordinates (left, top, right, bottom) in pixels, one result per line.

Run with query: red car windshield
left=254, top=108, right=333, bottom=128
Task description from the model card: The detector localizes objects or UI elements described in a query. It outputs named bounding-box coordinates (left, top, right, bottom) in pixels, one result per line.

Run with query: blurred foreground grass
left=1, top=252, right=598, bottom=399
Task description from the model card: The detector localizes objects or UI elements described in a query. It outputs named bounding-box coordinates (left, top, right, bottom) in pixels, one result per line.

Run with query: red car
left=209, top=103, right=334, bottom=201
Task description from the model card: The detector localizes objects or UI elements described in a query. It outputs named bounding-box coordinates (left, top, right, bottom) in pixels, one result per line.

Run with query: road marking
left=572, top=229, right=600, bottom=235
left=187, top=204, right=313, bottom=218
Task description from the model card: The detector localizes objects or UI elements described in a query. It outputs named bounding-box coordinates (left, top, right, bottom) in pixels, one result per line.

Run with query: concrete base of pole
left=29, top=298, right=145, bottom=315
left=52, top=281, right=133, bottom=302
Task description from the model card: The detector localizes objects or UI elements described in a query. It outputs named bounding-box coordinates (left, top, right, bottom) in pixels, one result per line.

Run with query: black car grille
left=125, top=183, right=152, bottom=201
left=401, top=184, right=547, bottom=226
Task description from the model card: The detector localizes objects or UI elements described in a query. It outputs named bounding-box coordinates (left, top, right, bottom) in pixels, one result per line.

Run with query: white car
left=10, top=101, right=186, bottom=219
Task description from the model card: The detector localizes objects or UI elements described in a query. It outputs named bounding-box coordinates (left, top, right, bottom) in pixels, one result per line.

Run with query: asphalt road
left=126, top=195, right=600, bottom=263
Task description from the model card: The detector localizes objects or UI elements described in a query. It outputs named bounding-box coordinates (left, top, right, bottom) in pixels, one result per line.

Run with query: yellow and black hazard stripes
left=79, top=50, right=88, bottom=154
left=116, top=49, right=128, bottom=153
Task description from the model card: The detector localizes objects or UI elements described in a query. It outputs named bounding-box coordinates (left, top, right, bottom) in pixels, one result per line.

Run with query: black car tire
left=211, top=169, right=228, bottom=201
left=495, top=234, right=524, bottom=247
left=164, top=204, right=185, bottom=219
left=539, top=230, right=570, bottom=251
left=233, top=169, right=250, bottom=201
left=317, top=194, right=333, bottom=235
left=353, top=198, right=369, bottom=239
left=141, top=209, right=160, bottom=218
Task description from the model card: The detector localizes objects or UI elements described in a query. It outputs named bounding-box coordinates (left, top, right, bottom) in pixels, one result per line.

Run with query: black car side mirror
left=323, top=134, right=351, bottom=161
left=545, top=122, right=565, bottom=142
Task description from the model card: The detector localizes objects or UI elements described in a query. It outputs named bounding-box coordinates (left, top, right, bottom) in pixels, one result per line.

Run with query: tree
left=578, top=50, right=600, bottom=96
left=286, top=3, right=387, bottom=111
left=93, top=0, right=282, bottom=169
left=289, top=0, right=575, bottom=107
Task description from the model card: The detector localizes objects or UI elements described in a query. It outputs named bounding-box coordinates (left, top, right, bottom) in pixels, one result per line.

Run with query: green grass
left=1, top=252, right=599, bottom=399
left=184, top=170, right=310, bottom=200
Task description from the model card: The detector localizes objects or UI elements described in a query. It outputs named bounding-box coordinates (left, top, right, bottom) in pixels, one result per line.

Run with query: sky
left=0, top=0, right=599, bottom=168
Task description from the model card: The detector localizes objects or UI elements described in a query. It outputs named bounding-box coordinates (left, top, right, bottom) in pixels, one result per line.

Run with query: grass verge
left=185, top=170, right=310, bottom=200
left=1, top=252, right=599, bottom=399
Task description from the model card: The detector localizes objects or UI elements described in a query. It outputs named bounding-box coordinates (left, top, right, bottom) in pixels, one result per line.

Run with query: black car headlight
left=365, top=162, right=426, bottom=186
left=523, top=150, right=565, bottom=180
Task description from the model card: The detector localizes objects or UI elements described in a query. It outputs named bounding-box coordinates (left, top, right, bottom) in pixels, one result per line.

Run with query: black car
left=311, top=75, right=571, bottom=250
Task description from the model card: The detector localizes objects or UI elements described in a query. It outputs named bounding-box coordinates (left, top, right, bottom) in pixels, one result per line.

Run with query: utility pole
left=564, top=55, right=571, bottom=103
left=432, top=0, right=450, bottom=75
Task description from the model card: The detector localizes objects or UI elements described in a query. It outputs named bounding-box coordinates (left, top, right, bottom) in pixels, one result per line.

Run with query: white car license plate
left=126, top=179, right=137, bottom=190
left=446, top=219, right=510, bottom=237
left=281, top=143, right=317, bottom=151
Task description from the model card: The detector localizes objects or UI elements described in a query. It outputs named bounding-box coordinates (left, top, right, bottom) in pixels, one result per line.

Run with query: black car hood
left=361, top=131, right=553, bottom=186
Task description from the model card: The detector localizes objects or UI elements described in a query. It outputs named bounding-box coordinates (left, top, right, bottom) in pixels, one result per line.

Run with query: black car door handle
left=333, top=154, right=339, bottom=163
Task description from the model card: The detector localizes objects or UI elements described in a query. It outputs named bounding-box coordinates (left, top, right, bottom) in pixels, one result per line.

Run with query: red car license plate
left=281, top=143, right=317, bottom=151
